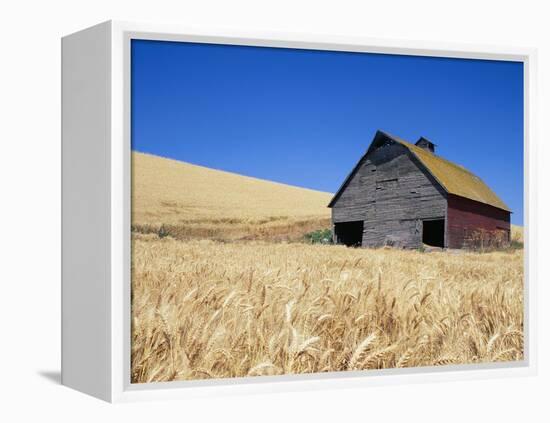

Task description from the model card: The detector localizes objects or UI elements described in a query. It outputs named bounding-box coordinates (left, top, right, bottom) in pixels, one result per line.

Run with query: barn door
left=422, top=218, right=445, bottom=247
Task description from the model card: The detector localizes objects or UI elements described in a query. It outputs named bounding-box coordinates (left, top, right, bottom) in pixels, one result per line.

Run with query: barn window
left=422, top=219, right=445, bottom=248
left=334, top=221, right=363, bottom=247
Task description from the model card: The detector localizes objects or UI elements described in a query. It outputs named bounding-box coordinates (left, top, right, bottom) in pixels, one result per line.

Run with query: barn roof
left=328, top=131, right=511, bottom=212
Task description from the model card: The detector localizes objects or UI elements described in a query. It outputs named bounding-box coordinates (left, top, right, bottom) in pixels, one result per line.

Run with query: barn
left=328, top=130, right=511, bottom=249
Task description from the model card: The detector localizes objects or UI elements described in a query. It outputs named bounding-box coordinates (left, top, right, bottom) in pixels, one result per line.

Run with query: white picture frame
left=61, top=20, right=537, bottom=403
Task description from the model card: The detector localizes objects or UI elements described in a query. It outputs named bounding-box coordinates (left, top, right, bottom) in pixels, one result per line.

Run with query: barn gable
left=330, top=137, right=447, bottom=248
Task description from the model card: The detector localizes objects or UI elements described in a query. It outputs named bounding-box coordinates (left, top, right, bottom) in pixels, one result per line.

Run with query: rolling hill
left=131, top=152, right=333, bottom=240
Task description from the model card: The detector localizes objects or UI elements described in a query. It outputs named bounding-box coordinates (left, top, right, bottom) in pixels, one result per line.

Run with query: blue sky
left=131, top=40, right=524, bottom=224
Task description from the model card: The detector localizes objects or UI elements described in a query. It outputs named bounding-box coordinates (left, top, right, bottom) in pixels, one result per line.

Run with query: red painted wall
left=446, top=194, right=511, bottom=249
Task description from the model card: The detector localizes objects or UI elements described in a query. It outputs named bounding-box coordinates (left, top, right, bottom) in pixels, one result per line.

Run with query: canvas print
left=130, top=40, right=524, bottom=383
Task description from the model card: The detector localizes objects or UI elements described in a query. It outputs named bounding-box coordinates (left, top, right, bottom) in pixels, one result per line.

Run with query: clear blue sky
left=131, top=39, right=524, bottom=224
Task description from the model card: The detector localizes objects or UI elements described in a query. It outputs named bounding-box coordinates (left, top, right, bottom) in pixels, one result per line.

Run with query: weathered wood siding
left=447, top=194, right=510, bottom=248
left=331, top=142, right=447, bottom=248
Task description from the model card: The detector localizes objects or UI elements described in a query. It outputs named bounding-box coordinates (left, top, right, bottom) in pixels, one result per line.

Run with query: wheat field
left=132, top=152, right=332, bottom=241
left=131, top=152, right=524, bottom=383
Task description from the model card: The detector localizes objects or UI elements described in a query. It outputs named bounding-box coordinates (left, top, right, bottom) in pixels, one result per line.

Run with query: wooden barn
left=328, top=130, right=511, bottom=249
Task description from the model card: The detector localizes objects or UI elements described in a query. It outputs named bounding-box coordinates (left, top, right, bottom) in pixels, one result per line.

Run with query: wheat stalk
left=396, top=348, right=414, bottom=368
left=348, top=333, right=377, bottom=370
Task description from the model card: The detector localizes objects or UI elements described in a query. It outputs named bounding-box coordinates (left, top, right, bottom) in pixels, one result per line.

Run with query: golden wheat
left=131, top=236, right=523, bottom=383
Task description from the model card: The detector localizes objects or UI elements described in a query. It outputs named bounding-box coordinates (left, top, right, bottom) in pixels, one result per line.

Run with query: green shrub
left=509, top=240, right=524, bottom=250
left=158, top=224, right=170, bottom=239
left=304, top=228, right=333, bottom=244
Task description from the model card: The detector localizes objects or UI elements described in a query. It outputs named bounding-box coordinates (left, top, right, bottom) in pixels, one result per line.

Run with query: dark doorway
left=422, top=219, right=445, bottom=247
left=334, top=221, right=364, bottom=247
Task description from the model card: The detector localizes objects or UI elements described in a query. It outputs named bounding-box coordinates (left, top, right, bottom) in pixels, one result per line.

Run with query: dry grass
left=511, top=224, right=524, bottom=244
left=131, top=236, right=523, bottom=383
left=132, top=216, right=331, bottom=243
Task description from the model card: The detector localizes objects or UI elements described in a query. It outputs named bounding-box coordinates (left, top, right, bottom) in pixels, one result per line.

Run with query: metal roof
left=328, top=131, right=511, bottom=212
